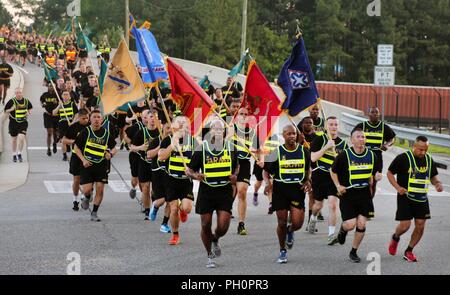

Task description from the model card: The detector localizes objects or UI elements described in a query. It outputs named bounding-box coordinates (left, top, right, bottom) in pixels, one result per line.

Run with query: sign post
left=375, top=44, right=394, bottom=121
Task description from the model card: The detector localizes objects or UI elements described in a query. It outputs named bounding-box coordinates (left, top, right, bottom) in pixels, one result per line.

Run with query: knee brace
left=356, top=227, right=366, bottom=233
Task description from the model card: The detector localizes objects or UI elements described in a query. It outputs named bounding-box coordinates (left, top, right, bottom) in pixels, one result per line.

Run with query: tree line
left=6, top=0, right=450, bottom=86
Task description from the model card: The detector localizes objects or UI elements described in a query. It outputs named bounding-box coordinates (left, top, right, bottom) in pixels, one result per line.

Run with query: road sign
left=374, top=66, right=395, bottom=86
left=377, top=44, right=394, bottom=66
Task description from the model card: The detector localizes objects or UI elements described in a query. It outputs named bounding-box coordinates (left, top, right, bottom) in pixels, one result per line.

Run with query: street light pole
left=240, top=0, right=248, bottom=74
left=125, top=0, right=129, bottom=47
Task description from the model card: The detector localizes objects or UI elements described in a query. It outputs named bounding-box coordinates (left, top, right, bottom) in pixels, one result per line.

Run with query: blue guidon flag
left=278, top=37, right=319, bottom=117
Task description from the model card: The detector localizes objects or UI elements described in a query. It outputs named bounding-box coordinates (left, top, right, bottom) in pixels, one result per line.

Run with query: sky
left=1, top=0, right=34, bottom=26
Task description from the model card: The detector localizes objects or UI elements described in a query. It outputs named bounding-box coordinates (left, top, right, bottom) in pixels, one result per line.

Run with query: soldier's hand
left=435, top=182, right=443, bottom=193
left=375, top=172, right=383, bottom=181
left=396, top=186, right=408, bottom=195
left=196, top=173, right=206, bottom=182
left=229, top=174, right=237, bottom=185
left=256, top=160, right=264, bottom=168
left=337, top=185, right=346, bottom=196
left=105, top=151, right=112, bottom=160
left=82, top=160, right=92, bottom=168
left=325, top=139, right=336, bottom=150
left=301, top=180, right=312, bottom=193
left=264, top=183, right=272, bottom=196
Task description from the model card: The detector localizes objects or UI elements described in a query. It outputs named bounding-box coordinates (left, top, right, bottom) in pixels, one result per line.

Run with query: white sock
left=73, top=195, right=79, bottom=202
left=311, top=215, right=317, bottom=221
left=328, top=226, right=336, bottom=236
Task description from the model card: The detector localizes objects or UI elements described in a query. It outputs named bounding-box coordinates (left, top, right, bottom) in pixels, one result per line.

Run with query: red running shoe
left=168, top=234, right=180, bottom=245
left=403, top=251, right=418, bottom=262
left=388, top=239, right=399, bottom=255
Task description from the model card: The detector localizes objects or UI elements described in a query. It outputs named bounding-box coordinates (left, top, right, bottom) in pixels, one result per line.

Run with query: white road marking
left=16, top=65, right=29, bottom=75
left=108, top=180, right=140, bottom=193
left=43, top=181, right=73, bottom=194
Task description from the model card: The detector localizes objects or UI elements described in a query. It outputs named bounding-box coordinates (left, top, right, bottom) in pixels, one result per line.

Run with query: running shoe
left=337, top=227, right=348, bottom=245
left=18, top=154, right=23, bottom=162
left=62, top=153, right=68, bottom=161
left=212, top=240, right=221, bottom=257
left=349, top=252, right=361, bottom=263
left=168, top=234, right=180, bottom=245
left=129, top=188, right=136, bottom=199
left=53, top=143, right=57, bottom=154
left=308, top=219, right=317, bottom=234
left=72, top=201, right=79, bottom=211
left=150, top=204, right=159, bottom=221
left=206, top=254, right=217, bottom=268
left=81, top=196, right=90, bottom=210
left=237, top=223, right=247, bottom=235
left=389, top=237, right=399, bottom=256
left=403, top=251, right=418, bottom=262
left=90, top=211, right=101, bottom=222
left=317, top=212, right=325, bottom=222
left=327, top=234, right=339, bottom=246
left=160, top=224, right=171, bottom=233
left=13, top=155, right=17, bottom=163
left=47, top=148, right=51, bottom=157
left=277, top=250, right=288, bottom=264
left=253, top=193, right=259, bottom=206
left=268, top=202, right=274, bottom=215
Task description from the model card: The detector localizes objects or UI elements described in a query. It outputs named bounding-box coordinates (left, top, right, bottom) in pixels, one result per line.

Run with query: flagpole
left=154, top=85, right=191, bottom=175
left=125, top=0, right=130, bottom=47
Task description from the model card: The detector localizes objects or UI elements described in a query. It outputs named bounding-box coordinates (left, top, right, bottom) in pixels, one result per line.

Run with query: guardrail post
left=433, top=88, right=442, bottom=134
left=413, top=88, right=421, bottom=128
left=370, top=87, right=377, bottom=109
left=351, top=86, right=357, bottom=109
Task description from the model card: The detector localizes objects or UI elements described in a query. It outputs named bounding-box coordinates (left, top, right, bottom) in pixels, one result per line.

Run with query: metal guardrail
left=341, top=112, right=450, bottom=148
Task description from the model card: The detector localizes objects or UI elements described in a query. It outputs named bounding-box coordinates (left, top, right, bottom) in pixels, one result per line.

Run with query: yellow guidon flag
left=101, top=40, right=146, bottom=114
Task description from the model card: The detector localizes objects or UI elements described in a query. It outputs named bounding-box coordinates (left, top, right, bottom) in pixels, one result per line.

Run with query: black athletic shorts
left=237, top=158, right=251, bottom=185
left=396, top=196, right=431, bottom=221
left=151, top=169, right=167, bottom=201
left=0, top=79, right=10, bottom=87
left=7, top=48, right=15, bottom=55
left=312, top=171, right=337, bottom=201
left=195, top=183, right=233, bottom=215
left=138, top=160, right=152, bottom=183
left=67, top=61, right=76, bottom=71
left=340, top=194, right=375, bottom=221
left=129, top=152, right=140, bottom=178
left=69, top=153, right=82, bottom=176
left=80, top=162, right=109, bottom=185
left=272, top=180, right=306, bottom=211
left=20, top=51, right=27, bottom=58
left=253, top=162, right=263, bottom=182
left=58, top=120, right=70, bottom=139
left=43, top=113, right=59, bottom=129
left=165, top=177, right=194, bottom=202
left=8, top=120, right=28, bottom=137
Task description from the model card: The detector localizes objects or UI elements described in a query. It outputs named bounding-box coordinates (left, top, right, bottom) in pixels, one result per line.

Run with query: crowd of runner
left=0, top=24, right=444, bottom=269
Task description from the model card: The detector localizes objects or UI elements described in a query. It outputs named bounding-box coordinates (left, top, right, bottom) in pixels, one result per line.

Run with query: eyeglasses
left=238, top=113, right=248, bottom=116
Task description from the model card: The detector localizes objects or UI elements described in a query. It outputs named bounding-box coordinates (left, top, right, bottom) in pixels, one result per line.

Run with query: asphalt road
left=0, top=63, right=449, bottom=275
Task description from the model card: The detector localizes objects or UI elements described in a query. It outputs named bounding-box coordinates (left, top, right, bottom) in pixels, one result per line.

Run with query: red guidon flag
left=167, top=58, right=214, bottom=135
left=242, top=60, right=282, bottom=144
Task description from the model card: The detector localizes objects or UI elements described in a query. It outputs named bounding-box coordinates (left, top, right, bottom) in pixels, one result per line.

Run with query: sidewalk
left=0, top=64, right=29, bottom=193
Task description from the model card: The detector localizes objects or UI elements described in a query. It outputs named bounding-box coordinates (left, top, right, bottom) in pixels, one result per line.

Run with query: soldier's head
left=236, top=107, right=249, bottom=125
left=350, top=127, right=366, bottom=149
left=301, top=116, right=314, bottom=133
left=78, top=108, right=89, bottom=126
left=413, top=136, right=429, bottom=158
left=368, top=107, right=380, bottom=123
left=283, top=125, right=297, bottom=147
left=326, top=116, right=339, bottom=137
left=62, top=91, right=71, bottom=102
left=15, top=88, right=23, bottom=99
left=229, top=98, right=241, bottom=116
left=90, top=109, right=103, bottom=128
left=141, top=109, right=150, bottom=125
left=309, top=104, right=320, bottom=119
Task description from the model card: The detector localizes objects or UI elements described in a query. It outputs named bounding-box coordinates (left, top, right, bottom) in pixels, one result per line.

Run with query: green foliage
left=0, top=2, right=13, bottom=25
left=8, top=0, right=450, bottom=86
